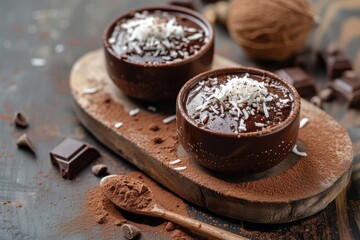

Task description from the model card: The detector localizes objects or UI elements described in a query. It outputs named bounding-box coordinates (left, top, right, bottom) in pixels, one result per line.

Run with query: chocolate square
left=275, top=67, right=317, bottom=97
left=330, top=70, right=360, bottom=107
left=319, top=44, right=352, bottom=79
left=50, top=138, right=100, bottom=179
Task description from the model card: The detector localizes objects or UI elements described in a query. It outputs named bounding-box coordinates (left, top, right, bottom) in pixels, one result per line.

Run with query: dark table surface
left=0, top=0, right=359, bottom=239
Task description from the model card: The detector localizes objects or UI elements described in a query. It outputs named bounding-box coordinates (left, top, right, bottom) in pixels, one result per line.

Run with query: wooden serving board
left=70, top=49, right=353, bottom=224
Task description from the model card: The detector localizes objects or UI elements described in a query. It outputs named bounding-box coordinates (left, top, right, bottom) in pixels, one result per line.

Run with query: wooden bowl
left=176, top=67, right=301, bottom=174
left=103, top=6, right=214, bottom=102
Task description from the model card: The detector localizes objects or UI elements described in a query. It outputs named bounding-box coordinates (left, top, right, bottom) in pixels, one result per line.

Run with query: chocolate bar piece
left=319, top=43, right=352, bottom=79
left=50, top=138, right=100, bottom=179
left=330, top=70, right=360, bottom=107
left=275, top=67, right=317, bottom=97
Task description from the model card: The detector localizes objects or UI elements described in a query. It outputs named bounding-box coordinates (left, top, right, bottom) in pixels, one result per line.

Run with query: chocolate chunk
left=50, top=138, right=100, bottom=179
left=16, top=134, right=36, bottom=155
left=275, top=67, right=317, bottom=97
left=310, top=96, right=323, bottom=109
left=330, top=70, right=360, bottom=107
left=121, top=224, right=141, bottom=239
left=91, top=164, right=108, bottom=177
left=168, top=0, right=199, bottom=10
left=96, top=214, right=107, bottom=224
left=152, top=137, right=164, bottom=144
left=149, top=123, right=160, bottom=132
left=318, top=88, right=334, bottom=101
left=13, top=111, right=28, bottom=128
left=319, top=44, right=352, bottom=79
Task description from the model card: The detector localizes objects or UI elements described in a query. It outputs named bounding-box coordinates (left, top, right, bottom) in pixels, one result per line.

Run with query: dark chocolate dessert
left=103, top=6, right=214, bottom=102
left=185, top=73, right=295, bottom=134
left=176, top=67, right=300, bottom=174
left=108, top=9, right=210, bottom=65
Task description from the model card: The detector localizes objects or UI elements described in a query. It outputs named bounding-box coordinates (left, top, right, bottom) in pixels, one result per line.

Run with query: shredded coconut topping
left=187, top=74, right=294, bottom=133
left=109, top=10, right=208, bottom=64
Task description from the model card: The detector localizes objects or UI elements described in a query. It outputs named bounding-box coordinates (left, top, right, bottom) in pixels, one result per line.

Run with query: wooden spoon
left=100, top=175, right=248, bottom=240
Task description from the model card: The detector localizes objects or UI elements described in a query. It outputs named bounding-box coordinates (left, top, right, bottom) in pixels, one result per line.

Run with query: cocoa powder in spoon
left=101, top=175, right=155, bottom=213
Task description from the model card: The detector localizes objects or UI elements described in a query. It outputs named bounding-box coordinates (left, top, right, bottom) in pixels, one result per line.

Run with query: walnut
left=227, top=0, right=315, bottom=61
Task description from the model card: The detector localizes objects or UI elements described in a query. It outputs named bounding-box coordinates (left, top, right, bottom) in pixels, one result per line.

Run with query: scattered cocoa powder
left=84, top=171, right=195, bottom=239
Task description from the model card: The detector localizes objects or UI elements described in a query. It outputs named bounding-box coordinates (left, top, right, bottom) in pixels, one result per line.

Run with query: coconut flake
left=114, top=122, right=123, bottom=129
left=169, top=159, right=181, bottom=165
left=31, top=58, right=46, bottom=67
left=210, top=105, right=219, bottom=115
left=187, top=33, right=203, bottom=40
left=255, top=122, right=265, bottom=127
left=299, top=118, right=309, bottom=129
left=163, top=115, right=176, bottom=124
left=173, top=166, right=186, bottom=171
left=263, top=101, right=269, bottom=118
left=129, top=108, right=140, bottom=116
left=54, top=44, right=65, bottom=53
left=242, top=109, right=249, bottom=120
left=292, top=145, right=307, bottom=157
left=148, top=106, right=156, bottom=112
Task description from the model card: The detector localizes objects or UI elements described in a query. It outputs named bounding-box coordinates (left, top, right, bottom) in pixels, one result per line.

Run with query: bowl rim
left=176, top=67, right=301, bottom=138
left=102, top=5, right=214, bottom=68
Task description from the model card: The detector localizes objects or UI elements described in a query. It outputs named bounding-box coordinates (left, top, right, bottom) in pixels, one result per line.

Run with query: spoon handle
left=152, top=207, right=248, bottom=240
